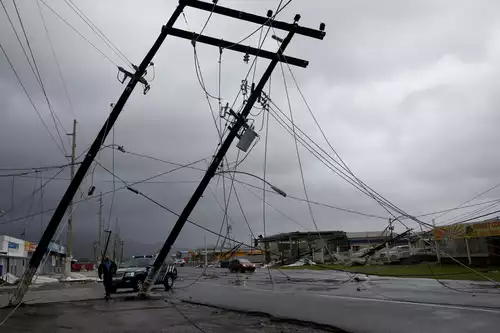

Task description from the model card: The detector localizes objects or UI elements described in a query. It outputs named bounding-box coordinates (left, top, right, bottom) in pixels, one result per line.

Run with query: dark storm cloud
left=2, top=0, right=500, bottom=254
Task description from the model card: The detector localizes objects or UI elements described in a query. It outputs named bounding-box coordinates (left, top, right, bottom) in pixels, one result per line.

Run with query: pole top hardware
left=116, top=65, right=151, bottom=95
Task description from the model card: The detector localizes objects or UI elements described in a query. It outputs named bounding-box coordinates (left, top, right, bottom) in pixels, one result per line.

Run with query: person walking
left=98, top=255, right=117, bottom=300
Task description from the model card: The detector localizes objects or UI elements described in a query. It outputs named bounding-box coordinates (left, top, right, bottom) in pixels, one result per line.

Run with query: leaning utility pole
left=139, top=0, right=325, bottom=296
left=9, top=2, right=187, bottom=307
left=65, top=119, right=77, bottom=275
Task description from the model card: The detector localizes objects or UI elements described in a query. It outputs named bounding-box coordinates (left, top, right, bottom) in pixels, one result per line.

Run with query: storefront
left=0, top=235, right=28, bottom=277
left=433, top=219, right=500, bottom=265
left=26, top=240, right=67, bottom=274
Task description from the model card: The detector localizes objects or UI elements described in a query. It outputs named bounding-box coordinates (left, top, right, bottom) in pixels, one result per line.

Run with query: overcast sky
left=2, top=0, right=500, bottom=254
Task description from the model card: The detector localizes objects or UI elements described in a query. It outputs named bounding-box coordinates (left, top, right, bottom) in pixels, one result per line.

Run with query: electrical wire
left=12, top=0, right=70, bottom=155
left=277, top=53, right=355, bottom=278
left=439, top=200, right=500, bottom=226
left=0, top=186, right=89, bottom=327
left=0, top=41, right=67, bottom=158
left=434, top=182, right=500, bottom=222
left=63, top=0, right=133, bottom=69
left=108, top=148, right=391, bottom=221
left=1, top=157, right=209, bottom=225
left=39, top=0, right=120, bottom=67
left=238, top=182, right=308, bottom=230
left=222, top=0, right=292, bottom=49
left=36, top=0, right=78, bottom=122
left=262, top=95, right=271, bottom=286
left=165, top=299, right=207, bottom=333
left=0, top=163, right=77, bottom=172
left=105, top=126, right=117, bottom=231
left=0, top=165, right=69, bottom=221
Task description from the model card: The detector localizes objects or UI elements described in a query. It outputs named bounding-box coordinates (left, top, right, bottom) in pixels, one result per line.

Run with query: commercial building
left=256, top=231, right=350, bottom=262
left=433, top=218, right=500, bottom=265
left=0, top=235, right=28, bottom=277
left=346, top=231, right=392, bottom=252
left=0, top=235, right=67, bottom=278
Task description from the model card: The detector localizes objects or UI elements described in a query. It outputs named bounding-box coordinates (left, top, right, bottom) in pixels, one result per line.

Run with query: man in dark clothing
left=98, top=256, right=117, bottom=300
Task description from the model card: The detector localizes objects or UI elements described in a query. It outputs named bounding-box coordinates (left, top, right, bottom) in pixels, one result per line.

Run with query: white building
left=0, top=235, right=28, bottom=277
left=1, top=235, right=68, bottom=278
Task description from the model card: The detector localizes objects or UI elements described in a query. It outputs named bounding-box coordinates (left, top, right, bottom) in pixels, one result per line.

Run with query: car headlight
left=125, top=272, right=136, bottom=277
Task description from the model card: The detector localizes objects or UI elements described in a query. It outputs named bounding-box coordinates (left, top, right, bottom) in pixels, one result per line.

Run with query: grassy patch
left=279, top=263, right=500, bottom=282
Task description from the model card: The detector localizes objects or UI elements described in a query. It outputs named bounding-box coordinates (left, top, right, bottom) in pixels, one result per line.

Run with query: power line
left=1, top=0, right=41, bottom=86
left=39, top=0, right=121, bottom=67
left=0, top=162, right=79, bottom=172
left=434, top=182, right=500, bottom=222
left=0, top=167, right=68, bottom=221
left=0, top=37, right=67, bottom=158
left=238, top=182, right=308, bottom=230
left=36, top=0, right=78, bottom=121
left=166, top=299, right=207, bottom=333
left=12, top=0, right=69, bottom=155
left=0, top=157, right=209, bottom=225
left=108, top=148, right=392, bottom=220
left=63, top=0, right=133, bottom=69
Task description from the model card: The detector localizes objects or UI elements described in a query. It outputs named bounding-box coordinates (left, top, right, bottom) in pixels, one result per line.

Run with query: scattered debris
left=1, top=273, right=19, bottom=285
left=353, top=275, right=370, bottom=283
left=231, top=279, right=247, bottom=286
left=284, top=258, right=316, bottom=267
left=32, top=275, right=59, bottom=284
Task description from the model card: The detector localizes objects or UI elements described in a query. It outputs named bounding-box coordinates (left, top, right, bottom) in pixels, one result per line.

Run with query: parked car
left=228, top=258, right=256, bottom=273
left=379, top=245, right=412, bottom=262
left=218, top=260, right=231, bottom=268
left=174, top=258, right=186, bottom=267
left=111, top=256, right=177, bottom=293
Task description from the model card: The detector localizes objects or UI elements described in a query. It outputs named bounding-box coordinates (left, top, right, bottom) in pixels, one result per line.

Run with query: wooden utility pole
left=97, top=192, right=103, bottom=262
left=119, top=240, right=124, bottom=265
left=8, top=3, right=186, bottom=306
left=101, top=230, right=112, bottom=262
left=113, top=218, right=119, bottom=261
left=138, top=0, right=325, bottom=296
left=65, top=119, right=77, bottom=275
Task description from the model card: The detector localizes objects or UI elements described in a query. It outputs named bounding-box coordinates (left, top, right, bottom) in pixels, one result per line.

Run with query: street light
left=214, top=170, right=287, bottom=197
left=87, top=144, right=127, bottom=196
left=99, top=144, right=125, bottom=153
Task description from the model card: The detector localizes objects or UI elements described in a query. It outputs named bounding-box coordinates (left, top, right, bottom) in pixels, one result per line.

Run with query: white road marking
left=195, top=281, right=500, bottom=314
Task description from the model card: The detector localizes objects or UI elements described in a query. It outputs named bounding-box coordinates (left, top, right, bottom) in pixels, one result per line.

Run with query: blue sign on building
left=8, top=242, right=19, bottom=250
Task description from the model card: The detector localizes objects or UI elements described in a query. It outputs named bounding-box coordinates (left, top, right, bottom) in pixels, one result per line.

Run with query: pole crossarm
left=181, top=0, right=326, bottom=40
left=165, top=27, right=308, bottom=68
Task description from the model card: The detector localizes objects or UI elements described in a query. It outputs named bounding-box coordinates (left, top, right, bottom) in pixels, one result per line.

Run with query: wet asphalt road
left=173, top=267, right=500, bottom=333
left=0, top=298, right=334, bottom=332
left=2, top=267, right=500, bottom=332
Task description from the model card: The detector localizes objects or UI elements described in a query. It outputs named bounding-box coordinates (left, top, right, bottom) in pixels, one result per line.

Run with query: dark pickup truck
left=111, top=256, right=177, bottom=293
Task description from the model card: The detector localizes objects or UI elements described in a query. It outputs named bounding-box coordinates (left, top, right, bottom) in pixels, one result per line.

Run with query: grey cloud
left=2, top=0, right=500, bottom=256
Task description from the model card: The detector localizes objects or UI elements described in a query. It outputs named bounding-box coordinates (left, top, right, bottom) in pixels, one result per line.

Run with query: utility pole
left=40, top=176, right=43, bottom=238
left=65, top=119, right=77, bottom=276
left=101, top=230, right=112, bottom=262
left=113, top=218, right=119, bottom=261
left=10, top=176, right=15, bottom=236
left=204, top=236, right=208, bottom=267
left=432, top=218, right=441, bottom=264
left=119, top=240, right=124, bottom=265
left=97, top=192, right=103, bottom=262
left=9, top=3, right=186, bottom=307
left=139, top=0, right=325, bottom=296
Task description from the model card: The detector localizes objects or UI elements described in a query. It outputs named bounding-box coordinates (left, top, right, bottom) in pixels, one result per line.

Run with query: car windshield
left=239, top=258, right=250, bottom=263
left=120, top=258, right=152, bottom=268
